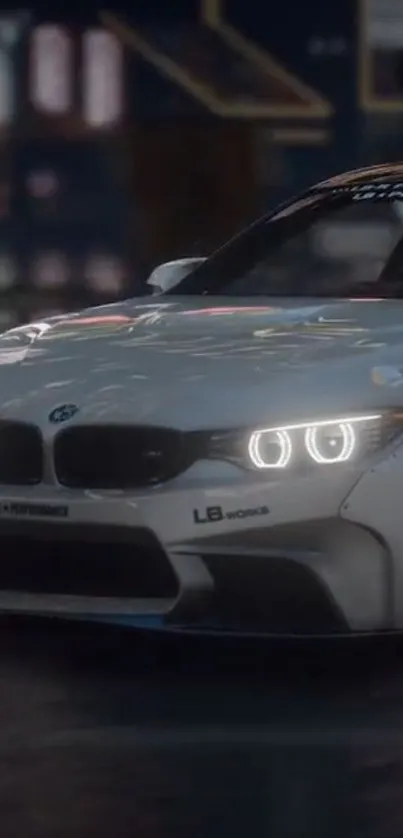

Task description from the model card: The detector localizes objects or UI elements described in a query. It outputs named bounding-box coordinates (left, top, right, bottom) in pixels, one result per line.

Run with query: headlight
left=247, top=413, right=394, bottom=470
left=207, top=410, right=403, bottom=474
left=207, top=412, right=403, bottom=473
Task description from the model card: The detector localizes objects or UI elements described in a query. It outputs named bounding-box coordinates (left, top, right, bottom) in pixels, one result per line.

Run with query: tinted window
left=176, top=189, right=403, bottom=298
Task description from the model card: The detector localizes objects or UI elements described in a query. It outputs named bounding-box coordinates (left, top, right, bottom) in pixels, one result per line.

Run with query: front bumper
left=0, top=458, right=395, bottom=637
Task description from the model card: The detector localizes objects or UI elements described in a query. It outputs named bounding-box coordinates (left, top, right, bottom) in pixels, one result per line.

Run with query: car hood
left=1, top=295, right=403, bottom=429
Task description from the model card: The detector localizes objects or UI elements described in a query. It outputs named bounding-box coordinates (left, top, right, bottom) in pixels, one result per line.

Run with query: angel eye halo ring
left=247, top=414, right=382, bottom=470
left=248, top=428, right=292, bottom=469
left=305, top=422, right=355, bottom=464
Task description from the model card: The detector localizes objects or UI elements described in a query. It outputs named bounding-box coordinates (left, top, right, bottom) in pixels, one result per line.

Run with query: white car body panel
left=1, top=296, right=402, bottom=427
left=0, top=293, right=401, bottom=634
left=342, top=444, right=403, bottom=628
left=6, top=155, right=403, bottom=636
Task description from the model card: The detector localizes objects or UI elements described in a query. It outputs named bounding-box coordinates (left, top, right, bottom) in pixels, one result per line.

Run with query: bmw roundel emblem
left=49, top=404, right=79, bottom=424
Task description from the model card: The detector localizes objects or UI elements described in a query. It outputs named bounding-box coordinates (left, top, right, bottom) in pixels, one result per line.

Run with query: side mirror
left=146, top=257, right=206, bottom=294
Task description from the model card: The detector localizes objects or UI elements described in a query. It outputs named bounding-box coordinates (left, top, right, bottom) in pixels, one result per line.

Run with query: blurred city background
left=0, top=0, right=401, bottom=326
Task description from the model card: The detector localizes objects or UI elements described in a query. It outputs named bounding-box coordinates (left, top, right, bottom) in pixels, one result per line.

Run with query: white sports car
left=2, top=162, right=403, bottom=637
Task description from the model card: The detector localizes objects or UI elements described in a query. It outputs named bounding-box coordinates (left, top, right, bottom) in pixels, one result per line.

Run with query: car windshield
left=171, top=181, right=403, bottom=298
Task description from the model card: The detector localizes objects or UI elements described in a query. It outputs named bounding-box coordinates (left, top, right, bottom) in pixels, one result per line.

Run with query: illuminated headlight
left=244, top=413, right=401, bottom=470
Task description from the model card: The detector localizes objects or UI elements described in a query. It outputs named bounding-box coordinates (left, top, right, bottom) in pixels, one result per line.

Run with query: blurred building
left=0, top=1, right=402, bottom=323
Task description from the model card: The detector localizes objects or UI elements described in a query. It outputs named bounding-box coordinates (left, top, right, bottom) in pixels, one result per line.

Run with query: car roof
left=315, top=162, right=403, bottom=189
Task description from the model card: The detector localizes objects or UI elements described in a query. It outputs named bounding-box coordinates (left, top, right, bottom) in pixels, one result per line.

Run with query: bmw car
left=2, top=163, right=403, bottom=637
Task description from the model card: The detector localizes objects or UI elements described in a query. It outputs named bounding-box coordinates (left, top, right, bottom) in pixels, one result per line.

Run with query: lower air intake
left=0, top=526, right=179, bottom=599
left=202, top=553, right=347, bottom=635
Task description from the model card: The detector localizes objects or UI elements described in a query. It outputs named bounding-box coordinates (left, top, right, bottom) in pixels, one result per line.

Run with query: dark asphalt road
left=1, top=621, right=403, bottom=837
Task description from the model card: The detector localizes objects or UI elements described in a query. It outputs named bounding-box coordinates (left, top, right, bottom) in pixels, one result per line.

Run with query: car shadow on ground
left=0, top=618, right=403, bottom=838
